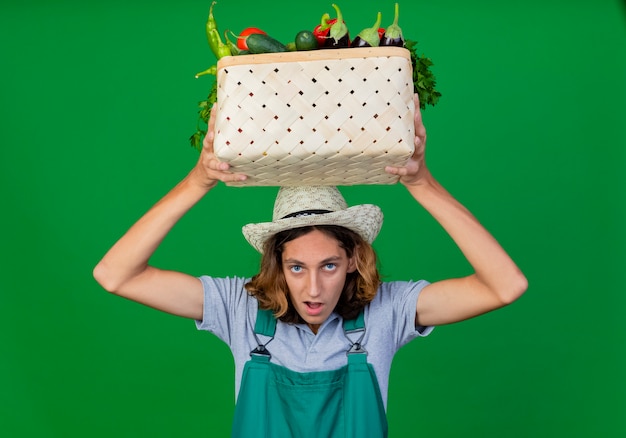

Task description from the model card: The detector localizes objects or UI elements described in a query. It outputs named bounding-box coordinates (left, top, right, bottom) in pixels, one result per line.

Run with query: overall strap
left=343, top=310, right=367, bottom=355
left=254, top=308, right=277, bottom=337
left=342, top=310, right=365, bottom=332
left=250, top=307, right=276, bottom=358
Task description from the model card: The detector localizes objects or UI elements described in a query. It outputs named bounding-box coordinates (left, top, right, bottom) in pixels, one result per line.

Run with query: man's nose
left=307, top=272, right=321, bottom=297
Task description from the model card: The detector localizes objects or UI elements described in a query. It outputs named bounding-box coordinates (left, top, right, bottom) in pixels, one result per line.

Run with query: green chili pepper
left=205, top=2, right=219, bottom=50
left=210, top=29, right=232, bottom=59
left=224, top=30, right=241, bottom=55
left=205, top=2, right=231, bottom=59
left=195, top=64, right=217, bottom=78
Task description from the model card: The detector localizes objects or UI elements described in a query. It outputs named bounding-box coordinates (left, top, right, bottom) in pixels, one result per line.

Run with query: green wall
left=2, top=0, right=624, bottom=436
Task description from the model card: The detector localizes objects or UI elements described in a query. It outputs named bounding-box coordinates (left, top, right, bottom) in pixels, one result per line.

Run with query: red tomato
left=237, top=27, right=267, bottom=50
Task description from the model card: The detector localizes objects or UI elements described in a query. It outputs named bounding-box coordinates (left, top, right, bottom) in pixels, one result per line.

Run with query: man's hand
left=191, top=106, right=248, bottom=190
left=385, top=93, right=430, bottom=187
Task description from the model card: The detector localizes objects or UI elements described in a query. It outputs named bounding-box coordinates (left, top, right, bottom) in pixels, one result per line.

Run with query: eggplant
left=351, top=12, right=382, bottom=48
left=380, top=3, right=404, bottom=47
left=326, top=33, right=350, bottom=48
left=325, top=4, right=350, bottom=48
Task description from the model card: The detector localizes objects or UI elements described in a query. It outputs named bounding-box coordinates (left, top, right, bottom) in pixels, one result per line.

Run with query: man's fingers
left=208, top=105, right=217, bottom=131
left=214, top=161, right=229, bottom=171
left=224, top=173, right=248, bottom=183
left=203, top=105, right=218, bottom=153
left=413, top=94, right=426, bottom=137
left=211, top=169, right=247, bottom=183
left=385, top=165, right=408, bottom=176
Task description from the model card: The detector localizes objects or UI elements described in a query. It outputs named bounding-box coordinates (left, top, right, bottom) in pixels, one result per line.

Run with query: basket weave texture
left=213, top=47, right=415, bottom=186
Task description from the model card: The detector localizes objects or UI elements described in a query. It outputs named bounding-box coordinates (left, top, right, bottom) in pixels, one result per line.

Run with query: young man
left=94, top=95, right=527, bottom=436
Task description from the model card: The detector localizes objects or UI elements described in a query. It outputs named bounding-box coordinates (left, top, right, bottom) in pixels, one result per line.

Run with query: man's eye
left=324, top=263, right=337, bottom=271
left=290, top=265, right=302, bottom=273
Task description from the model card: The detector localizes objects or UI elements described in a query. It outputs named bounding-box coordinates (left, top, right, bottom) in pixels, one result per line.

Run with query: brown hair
left=244, top=225, right=380, bottom=323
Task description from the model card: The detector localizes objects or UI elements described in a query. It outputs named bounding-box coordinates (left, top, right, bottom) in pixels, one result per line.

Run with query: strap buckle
left=345, top=326, right=368, bottom=356
left=347, top=341, right=367, bottom=355
left=250, top=344, right=272, bottom=358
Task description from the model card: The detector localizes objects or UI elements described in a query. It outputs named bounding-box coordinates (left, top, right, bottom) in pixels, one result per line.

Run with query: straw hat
left=242, top=186, right=383, bottom=253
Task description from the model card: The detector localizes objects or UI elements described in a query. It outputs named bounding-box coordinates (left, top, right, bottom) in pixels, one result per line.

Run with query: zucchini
left=246, top=33, right=288, bottom=54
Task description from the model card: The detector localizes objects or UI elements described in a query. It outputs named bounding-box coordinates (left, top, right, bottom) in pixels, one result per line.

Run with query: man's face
left=281, top=229, right=356, bottom=334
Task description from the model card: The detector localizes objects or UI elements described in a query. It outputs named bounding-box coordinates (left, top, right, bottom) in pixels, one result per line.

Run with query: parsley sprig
left=404, top=39, right=442, bottom=109
left=189, top=81, right=217, bottom=152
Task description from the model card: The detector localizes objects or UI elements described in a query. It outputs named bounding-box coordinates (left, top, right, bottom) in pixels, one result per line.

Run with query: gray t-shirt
left=195, top=276, right=433, bottom=409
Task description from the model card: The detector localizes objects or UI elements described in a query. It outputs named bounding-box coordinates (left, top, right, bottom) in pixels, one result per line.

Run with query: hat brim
left=242, top=204, right=383, bottom=253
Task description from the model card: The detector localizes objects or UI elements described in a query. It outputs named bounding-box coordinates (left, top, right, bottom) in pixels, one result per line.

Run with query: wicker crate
left=213, top=46, right=415, bottom=186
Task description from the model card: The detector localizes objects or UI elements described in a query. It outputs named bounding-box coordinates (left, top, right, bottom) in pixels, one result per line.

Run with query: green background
left=2, top=0, right=624, bottom=436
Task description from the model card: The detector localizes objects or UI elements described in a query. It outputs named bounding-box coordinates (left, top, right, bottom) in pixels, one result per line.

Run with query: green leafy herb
left=189, top=80, right=218, bottom=152
left=404, top=39, right=441, bottom=109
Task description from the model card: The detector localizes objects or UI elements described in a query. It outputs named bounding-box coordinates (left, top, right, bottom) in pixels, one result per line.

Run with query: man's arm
left=386, top=95, right=527, bottom=327
left=93, top=107, right=247, bottom=320
left=407, top=176, right=527, bottom=326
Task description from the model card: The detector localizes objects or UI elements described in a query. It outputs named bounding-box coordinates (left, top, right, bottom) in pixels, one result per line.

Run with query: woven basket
left=213, top=46, right=415, bottom=187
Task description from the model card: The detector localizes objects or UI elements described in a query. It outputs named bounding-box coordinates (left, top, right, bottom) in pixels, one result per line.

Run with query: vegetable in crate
left=205, top=1, right=231, bottom=59
left=224, top=31, right=243, bottom=55
left=405, top=39, right=442, bottom=109
left=325, top=4, right=350, bottom=48
left=351, top=12, right=383, bottom=47
left=294, top=30, right=319, bottom=51
left=313, top=13, right=335, bottom=46
left=189, top=1, right=228, bottom=150
left=380, top=3, right=404, bottom=47
left=195, top=64, right=217, bottom=78
left=189, top=81, right=217, bottom=152
left=235, top=27, right=267, bottom=50
left=244, top=33, right=288, bottom=53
